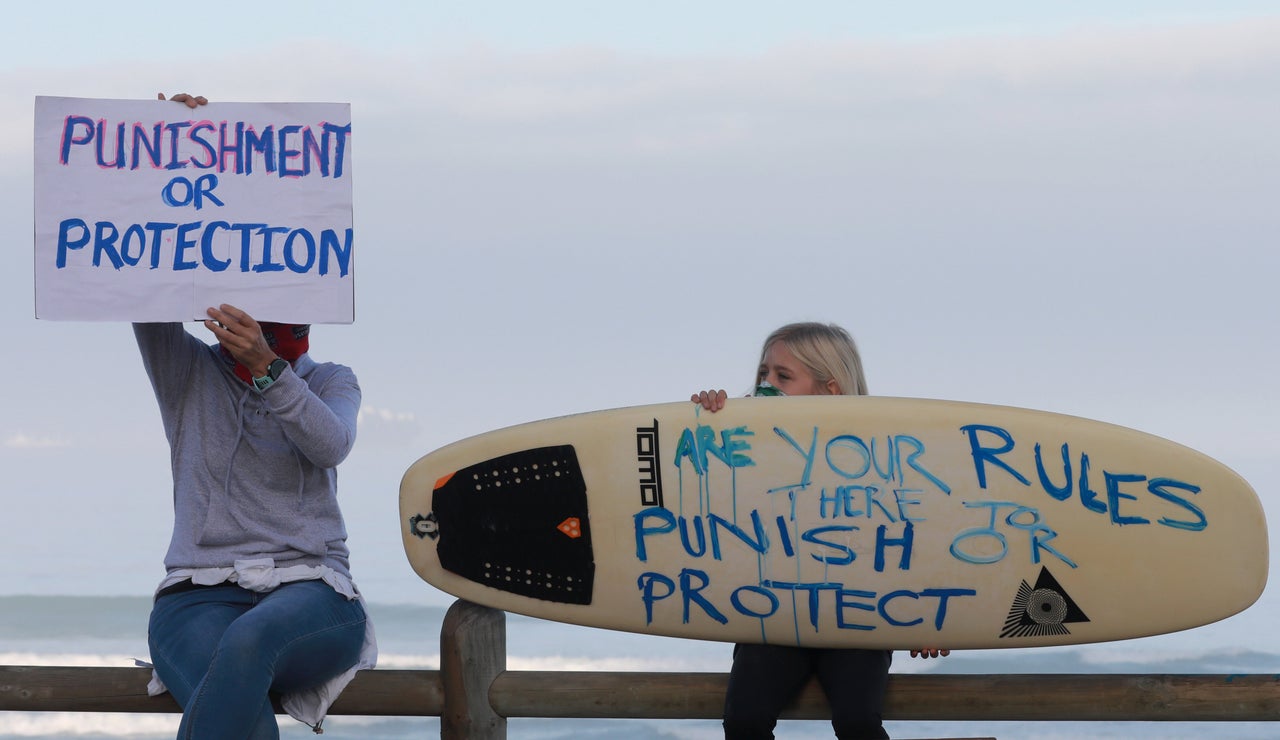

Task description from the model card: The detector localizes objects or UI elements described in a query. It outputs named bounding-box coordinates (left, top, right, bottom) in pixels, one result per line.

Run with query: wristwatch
left=253, top=358, right=290, bottom=392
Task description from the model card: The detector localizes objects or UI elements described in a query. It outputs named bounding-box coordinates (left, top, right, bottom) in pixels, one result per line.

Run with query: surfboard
left=400, top=396, right=1267, bottom=649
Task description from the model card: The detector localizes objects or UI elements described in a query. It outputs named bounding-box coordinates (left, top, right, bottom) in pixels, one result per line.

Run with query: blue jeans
left=149, top=580, right=367, bottom=740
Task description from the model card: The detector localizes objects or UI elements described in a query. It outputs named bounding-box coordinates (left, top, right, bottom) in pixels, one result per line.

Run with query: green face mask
left=752, top=382, right=785, bottom=397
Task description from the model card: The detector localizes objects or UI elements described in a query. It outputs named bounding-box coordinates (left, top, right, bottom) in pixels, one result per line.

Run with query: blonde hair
left=757, top=322, right=868, bottom=396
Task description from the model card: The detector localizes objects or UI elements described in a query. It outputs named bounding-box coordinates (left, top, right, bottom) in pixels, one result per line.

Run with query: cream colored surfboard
left=400, top=396, right=1267, bottom=649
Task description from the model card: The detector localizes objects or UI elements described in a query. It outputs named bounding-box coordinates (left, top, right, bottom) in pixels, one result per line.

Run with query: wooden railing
left=2, top=600, right=1278, bottom=738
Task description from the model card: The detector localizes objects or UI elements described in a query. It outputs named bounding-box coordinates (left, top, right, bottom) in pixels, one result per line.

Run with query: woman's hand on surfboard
left=909, top=648, right=950, bottom=659
left=691, top=389, right=728, bottom=412
left=158, top=92, right=207, bottom=108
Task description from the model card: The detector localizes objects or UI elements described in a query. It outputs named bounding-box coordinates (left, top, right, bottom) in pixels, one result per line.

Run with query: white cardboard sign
left=34, top=96, right=355, bottom=323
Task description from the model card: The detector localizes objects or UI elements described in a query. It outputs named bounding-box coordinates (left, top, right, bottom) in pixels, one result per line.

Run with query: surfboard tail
left=430, top=445, right=596, bottom=605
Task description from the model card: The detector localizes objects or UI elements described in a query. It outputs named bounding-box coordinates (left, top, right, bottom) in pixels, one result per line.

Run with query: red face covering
left=220, top=323, right=311, bottom=385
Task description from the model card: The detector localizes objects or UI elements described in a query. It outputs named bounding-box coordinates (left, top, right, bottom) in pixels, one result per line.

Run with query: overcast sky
left=2, top=1, right=1277, bottom=652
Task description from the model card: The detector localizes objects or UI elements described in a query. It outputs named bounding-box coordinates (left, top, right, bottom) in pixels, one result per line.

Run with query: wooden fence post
left=440, top=600, right=506, bottom=739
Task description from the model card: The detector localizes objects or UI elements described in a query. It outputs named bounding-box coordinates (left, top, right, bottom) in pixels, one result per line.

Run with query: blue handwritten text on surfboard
left=962, top=424, right=1206, bottom=531
left=634, top=508, right=915, bottom=570
left=950, top=501, right=1078, bottom=568
left=636, top=567, right=976, bottom=633
left=672, top=424, right=754, bottom=475
left=816, top=485, right=925, bottom=522
left=673, top=423, right=952, bottom=497
left=771, top=426, right=951, bottom=496
left=651, top=421, right=1103, bottom=636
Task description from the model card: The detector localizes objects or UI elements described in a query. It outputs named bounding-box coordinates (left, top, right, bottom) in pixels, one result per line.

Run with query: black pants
left=722, top=644, right=892, bottom=740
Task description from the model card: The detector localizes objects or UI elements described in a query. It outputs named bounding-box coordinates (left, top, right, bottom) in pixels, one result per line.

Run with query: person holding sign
left=691, top=322, right=947, bottom=740
left=134, top=94, right=374, bottom=739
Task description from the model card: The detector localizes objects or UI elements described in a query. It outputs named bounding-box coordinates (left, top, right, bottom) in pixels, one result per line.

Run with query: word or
left=949, top=501, right=1078, bottom=568
left=58, top=116, right=352, bottom=178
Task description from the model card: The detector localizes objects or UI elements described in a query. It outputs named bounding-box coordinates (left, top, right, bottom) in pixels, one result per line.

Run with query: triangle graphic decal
left=1000, top=566, right=1090, bottom=639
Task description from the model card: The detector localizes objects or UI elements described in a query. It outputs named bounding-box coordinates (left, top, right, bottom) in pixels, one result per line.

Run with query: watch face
left=268, top=359, right=288, bottom=380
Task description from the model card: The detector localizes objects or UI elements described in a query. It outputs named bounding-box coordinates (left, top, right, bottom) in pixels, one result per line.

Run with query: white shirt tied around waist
left=144, top=558, right=379, bottom=730
left=156, top=556, right=361, bottom=597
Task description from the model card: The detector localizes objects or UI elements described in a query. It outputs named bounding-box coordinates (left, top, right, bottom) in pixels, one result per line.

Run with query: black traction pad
left=431, top=445, right=595, bottom=605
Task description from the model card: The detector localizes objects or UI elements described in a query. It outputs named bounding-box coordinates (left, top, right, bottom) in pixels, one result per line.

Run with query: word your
left=58, top=116, right=352, bottom=178
left=963, top=424, right=1206, bottom=531
left=673, top=423, right=951, bottom=495
left=55, top=219, right=352, bottom=277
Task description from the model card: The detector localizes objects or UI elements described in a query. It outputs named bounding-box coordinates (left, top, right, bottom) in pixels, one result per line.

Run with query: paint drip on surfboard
left=401, top=396, right=1267, bottom=649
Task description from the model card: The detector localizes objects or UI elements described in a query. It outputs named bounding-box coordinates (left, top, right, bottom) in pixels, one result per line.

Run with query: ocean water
left=1, top=596, right=1278, bottom=739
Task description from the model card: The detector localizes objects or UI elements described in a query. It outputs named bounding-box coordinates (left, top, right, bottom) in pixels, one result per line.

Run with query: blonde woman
left=692, top=322, right=946, bottom=740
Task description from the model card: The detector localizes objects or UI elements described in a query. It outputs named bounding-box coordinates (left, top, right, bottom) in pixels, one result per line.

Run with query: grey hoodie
left=133, top=322, right=360, bottom=578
